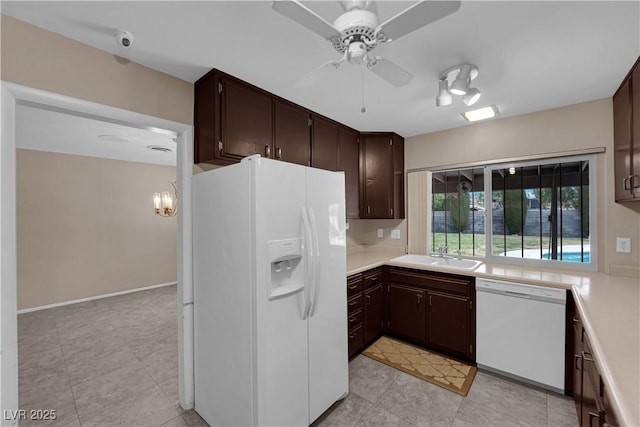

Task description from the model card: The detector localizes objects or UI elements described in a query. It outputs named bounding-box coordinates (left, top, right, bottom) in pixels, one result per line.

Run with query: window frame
left=428, top=154, right=598, bottom=271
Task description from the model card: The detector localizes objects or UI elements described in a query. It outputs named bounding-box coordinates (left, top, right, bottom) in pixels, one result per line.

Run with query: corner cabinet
left=613, top=56, right=640, bottom=202
left=360, top=133, right=405, bottom=219
left=386, top=267, right=475, bottom=362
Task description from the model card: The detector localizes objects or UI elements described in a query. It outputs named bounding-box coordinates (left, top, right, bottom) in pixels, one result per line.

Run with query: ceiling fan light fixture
left=462, top=87, right=481, bottom=106
left=436, top=79, right=453, bottom=106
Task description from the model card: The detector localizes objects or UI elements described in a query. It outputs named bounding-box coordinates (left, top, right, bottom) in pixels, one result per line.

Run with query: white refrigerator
left=192, top=155, right=348, bottom=427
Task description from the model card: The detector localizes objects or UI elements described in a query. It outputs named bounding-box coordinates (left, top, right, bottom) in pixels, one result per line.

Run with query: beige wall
left=1, top=15, right=193, bottom=125
left=17, top=149, right=177, bottom=309
left=406, top=99, right=640, bottom=276
left=1, top=15, right=192, bottom=308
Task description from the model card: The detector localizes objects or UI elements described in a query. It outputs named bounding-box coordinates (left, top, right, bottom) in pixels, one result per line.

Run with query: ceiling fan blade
left=294, top=56, right=346, bottom=88
left=272, top=1, right=341, bottom=41
left=368, top=57, right=413, bottom=87
left=377, top=1, right=461, bottom=42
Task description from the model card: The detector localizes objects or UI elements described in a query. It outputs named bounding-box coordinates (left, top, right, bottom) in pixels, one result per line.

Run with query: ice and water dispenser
left=267, top=238, right=304, bottom=300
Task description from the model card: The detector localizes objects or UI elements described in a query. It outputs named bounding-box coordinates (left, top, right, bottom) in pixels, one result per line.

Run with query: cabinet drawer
left=347, top=275, right=364, bottom=297
left=347, top=294, right=363, bottom=313
left=348, top=325, right=364, bottom=358
left=363, top=269, right=384, bottom=289
left=347, top=308, right=363, bottom=331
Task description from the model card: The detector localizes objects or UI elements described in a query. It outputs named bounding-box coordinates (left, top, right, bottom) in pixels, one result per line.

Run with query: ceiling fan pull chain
left=361, top=63, right=366, bottom=113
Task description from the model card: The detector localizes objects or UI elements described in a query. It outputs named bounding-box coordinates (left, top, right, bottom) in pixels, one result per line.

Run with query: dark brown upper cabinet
left=360, top=132, right=405, bottom=219
left=273, top=100, right=311, bottom=166
left=194, top=70, right=273, bottom=164
left=338, top=127, right=360, bottom=219
left=613, top=56, right=640, bottom=202
left=311, top=115, right=339, bottom=171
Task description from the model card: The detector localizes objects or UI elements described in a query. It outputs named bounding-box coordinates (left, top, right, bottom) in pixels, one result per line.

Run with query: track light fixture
left=436, top=63, right=481, bottom=107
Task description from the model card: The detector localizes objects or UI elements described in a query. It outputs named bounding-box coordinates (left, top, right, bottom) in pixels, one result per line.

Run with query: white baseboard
left=17, top=281, right=178, bottom=314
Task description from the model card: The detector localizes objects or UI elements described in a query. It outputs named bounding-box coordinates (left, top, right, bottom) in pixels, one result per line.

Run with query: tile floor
left=18, top=285, right=578, bottom=427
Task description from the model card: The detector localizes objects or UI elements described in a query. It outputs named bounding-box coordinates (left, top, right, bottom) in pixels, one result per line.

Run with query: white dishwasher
left=476, top=278, right=566, bottom=392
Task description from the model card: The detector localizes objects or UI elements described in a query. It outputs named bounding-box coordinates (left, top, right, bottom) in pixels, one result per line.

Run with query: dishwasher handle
left=504, top=290, right=531, bottom=299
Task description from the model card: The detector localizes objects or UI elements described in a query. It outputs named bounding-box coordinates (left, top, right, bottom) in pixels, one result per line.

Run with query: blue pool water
left=542, top=252, right=590, bottom=263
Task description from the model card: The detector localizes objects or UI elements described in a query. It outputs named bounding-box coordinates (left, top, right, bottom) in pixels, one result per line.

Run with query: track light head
left=462, top=87, right=481, bottom=106
left=436, top=79, right=453, bottom=106
left=450, top=64, right=473, bottom=95
left=436, top=63, right=481, bottom=107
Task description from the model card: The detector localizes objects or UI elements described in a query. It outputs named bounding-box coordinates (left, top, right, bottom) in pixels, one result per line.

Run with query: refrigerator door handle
left=301, top=207, right=313, bottom=320
left=307, top=207, right=321, bottom=317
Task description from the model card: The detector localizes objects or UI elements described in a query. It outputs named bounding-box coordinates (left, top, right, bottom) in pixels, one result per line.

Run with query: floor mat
left=362, top=336, right=477, bottom=396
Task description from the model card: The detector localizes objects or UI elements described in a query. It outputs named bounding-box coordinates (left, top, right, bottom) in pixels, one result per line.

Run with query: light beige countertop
left=346, top=245, right=640, bottom=426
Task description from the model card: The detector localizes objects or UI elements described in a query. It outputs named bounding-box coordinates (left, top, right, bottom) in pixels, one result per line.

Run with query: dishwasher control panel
left=476, top=278, right=566, bottom=303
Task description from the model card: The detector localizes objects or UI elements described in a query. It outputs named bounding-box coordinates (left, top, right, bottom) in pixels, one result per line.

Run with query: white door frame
left=0, top=82, right=195, bottom=422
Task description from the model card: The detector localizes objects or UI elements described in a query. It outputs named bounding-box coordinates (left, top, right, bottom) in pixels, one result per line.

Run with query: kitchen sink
left=390, top=254, right=483, bottom=271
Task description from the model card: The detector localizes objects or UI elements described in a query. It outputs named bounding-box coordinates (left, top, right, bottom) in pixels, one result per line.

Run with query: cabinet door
left=194, top=72, right=219, bottom=164
left=613, top=78, right=632, bottom=202
left=426, top=291, right=471, bottom=359
left=364, top=284, right=384, bottom=345
left=220, top=76, right=273, bottom=160
left=338, top=127, right=360, bottom=218
left=273, top=100, right=311, bottom=166
left=387, top=283, right=426, bottom=344
left=312, top=115, right=338, bottom=171
left=361, top=134, right=393, bottom=218
left=393, top=134, right=405, bottom=219
left=632, top=63, right=640, bottom=198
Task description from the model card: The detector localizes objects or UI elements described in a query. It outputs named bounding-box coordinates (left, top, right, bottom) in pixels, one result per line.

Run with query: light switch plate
left=391, top=229, right=401, bottom=239
left=616, top=237, right=631, bottom=253
left=377, top=228, right=383, bottom=238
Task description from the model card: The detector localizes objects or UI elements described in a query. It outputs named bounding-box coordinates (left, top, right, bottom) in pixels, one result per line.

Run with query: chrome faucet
left=438, top=245, right=449, bottom=258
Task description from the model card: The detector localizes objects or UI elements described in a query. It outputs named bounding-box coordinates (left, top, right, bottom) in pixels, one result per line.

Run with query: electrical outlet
left=391, top=229, right=401, bottom=239
left=377, top=228, right=384, bottom=238
left=616, top=237, right=631, bottom=253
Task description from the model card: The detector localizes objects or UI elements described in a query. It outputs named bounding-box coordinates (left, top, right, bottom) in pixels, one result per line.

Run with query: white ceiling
left=3, top=1, right=639, bottom=159
left=15, top=103, right=178, bottom=165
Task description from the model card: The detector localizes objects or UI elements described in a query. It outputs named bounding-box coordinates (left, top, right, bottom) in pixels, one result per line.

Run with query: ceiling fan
left=272, top=0, right=461, bottom=87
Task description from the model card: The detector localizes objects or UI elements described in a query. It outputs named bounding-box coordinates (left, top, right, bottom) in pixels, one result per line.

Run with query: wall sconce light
left=436, top=63, right=481, bottom=107
left=153, top=181, right=177, bottom=217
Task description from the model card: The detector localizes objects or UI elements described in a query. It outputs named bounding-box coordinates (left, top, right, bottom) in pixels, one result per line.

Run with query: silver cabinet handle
left=574, top=354, right=582, bottom=371
left=588, top=411, right=599, bottom=427
left=265, top=145, right=271, bottom=158
left=275, top=147, right=282, bottom=159
left=631, top=174, right=640, bottom=189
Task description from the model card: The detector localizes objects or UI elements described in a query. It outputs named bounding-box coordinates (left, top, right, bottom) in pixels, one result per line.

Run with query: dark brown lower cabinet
left=426, top=291, right=473, bottom=360
left=570, top=294, right=619, bottom=427
left=347, top=266, right=475, bottom=363
left=387, top=284, right=426, bottom=344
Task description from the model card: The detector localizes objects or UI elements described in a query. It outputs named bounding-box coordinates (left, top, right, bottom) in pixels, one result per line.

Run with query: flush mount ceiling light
left=436, top=63, right=481, bottom=107
left=462, top=105, right=499, bottom=122
left=146, top=145, right=173, bottom=153
left=98, top=134, right=130, bottom=144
